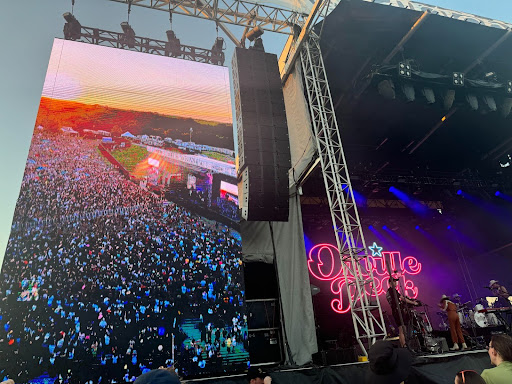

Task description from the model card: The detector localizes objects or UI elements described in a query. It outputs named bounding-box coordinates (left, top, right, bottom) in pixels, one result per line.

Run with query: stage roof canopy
left=313, top=0, right=512, bottom=190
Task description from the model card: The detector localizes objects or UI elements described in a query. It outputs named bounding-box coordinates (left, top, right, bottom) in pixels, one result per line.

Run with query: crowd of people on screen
left=0, top=132, right=248, bottom=383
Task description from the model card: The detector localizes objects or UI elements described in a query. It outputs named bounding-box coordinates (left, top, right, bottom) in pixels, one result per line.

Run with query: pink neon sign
left=307, top=243, right=422, bottom=314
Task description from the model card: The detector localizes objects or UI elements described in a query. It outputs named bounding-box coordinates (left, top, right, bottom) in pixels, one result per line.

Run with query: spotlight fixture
left=398, top=62, right=411, bottom=78
left=466, top=94, right=478, bottom=111
left=447, top=225, right=452, bottom=230
left=495, top=191, right=501, bottom=197
left=246, top=26, right=264, bottom=42
left=453, top=72, right=464, bottom=86
left=483, top=94, right=497, bottom=112
left=501, top=98, right=512, bottom=118
left=456, top=190, right=462, bottom=195
left=165, top=30, right=181, bottom=57
left=422, top=87, right=435, bottom=104
left=251, top=37, right=265, bottom=52
left=443, top=89, right=455, bottom=110
left=120, top=22, right=136, bottom=48
left=377, top=79, right=395, bottom=100
left=401, top=83, right=415, bottom=102
left=63, top=12, right=81, bottom=40
left=507, top=80, right=512, bottom=94
left=210, top=37, right=225, bottom=65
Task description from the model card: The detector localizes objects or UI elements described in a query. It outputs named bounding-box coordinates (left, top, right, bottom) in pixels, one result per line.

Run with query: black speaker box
left=247, top=300, right=280, bottom=330
left=232, top=47, right=291, bottom=222
left=248, top=329, right=283, bottom=364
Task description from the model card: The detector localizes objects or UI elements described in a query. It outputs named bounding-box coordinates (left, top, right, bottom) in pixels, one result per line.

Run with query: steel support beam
left=107, top=0, right=307, bottom=35
left=463, top=29, right=512, bottom=74
left=71, top=25, right=224, bottom=64
left=352, top=10, right=428, bottom=101
left=300, top=31, right=386, bottom=355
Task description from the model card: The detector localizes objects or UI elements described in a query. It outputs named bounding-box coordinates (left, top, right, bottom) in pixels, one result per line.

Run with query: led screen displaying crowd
left=0, top=132, right=248, bottom=383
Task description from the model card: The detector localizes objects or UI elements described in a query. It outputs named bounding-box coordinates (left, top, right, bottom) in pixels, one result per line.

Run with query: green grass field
left=111, top=145, right=148, bottom=172
left=201, top=151, right=235, bottom=164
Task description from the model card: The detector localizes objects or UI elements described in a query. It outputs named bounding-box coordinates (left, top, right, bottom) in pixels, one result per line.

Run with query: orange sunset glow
left=42, top=39, right=232, bottom=124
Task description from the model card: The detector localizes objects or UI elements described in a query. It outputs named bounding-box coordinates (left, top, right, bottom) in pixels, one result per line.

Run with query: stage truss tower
left=299, top=30, right=386, bottom=354
left=104, top=0, right=386, bottom=355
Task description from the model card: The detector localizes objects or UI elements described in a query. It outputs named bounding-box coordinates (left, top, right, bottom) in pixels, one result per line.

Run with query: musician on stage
left=489, top=280, right=511, bottom=306
left=386, top=277, right=419, bottom=348
left=438, top=295, right=467, bottom=351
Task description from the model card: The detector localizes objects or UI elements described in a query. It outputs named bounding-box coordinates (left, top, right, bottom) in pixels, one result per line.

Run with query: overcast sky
left=0, top=0, right=511, bottom=261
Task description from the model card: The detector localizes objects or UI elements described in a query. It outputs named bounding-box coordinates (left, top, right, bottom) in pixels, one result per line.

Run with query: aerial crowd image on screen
left=0, top=39, right=248, bottom=383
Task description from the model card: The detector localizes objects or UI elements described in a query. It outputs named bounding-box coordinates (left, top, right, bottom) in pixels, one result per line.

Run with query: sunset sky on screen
left=42, top=39, right=232, bottom=124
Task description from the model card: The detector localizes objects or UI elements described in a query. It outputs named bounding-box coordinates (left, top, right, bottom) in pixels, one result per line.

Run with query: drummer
left=438, top=295, right=468, bottom=351
left=489, top=280, right=511, bottom=306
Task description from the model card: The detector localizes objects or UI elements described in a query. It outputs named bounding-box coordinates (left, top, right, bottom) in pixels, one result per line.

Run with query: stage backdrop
left=0, top=39, right=246, bottom=382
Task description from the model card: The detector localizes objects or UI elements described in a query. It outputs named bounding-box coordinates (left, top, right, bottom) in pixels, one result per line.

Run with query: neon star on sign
left=368, top=242, right=383, bottom=256
left=307, top=243, right=422, bottom=314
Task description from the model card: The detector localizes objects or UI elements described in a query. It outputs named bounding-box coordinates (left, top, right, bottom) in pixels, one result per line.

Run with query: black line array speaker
left=232, top=47, right=291, bottom=222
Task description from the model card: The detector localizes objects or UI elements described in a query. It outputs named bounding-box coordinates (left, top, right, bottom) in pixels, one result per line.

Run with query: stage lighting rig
left=246, top=26, right=264, bottom=42
left=443, top=89, right=455, bottom=110
left=506, top=80, right=512, bottom=94
left=466, top=94, right=478, bottom=110
left=251, top=37, right=265, bottom=52
left=165, top=30, right=181, bottom=57
left=63, top=12, right=81, bottom=41
left=452, top=72, right=464, bottom=86
left=120, top=22, right=136, bottom=48
left=422, top=87, right=435, bottom=104
left=401, top=83, right=415, bottom=102
left=483, top=95, right=497, bottom=112
left=377, top=79, right=395, bottom=99
left=210, top=37, right=225, bottom=65
left=398, top=62, right=411, bottom=78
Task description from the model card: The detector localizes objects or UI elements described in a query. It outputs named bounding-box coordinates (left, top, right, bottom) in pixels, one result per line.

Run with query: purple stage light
left=389, top=186, right=395, bottom=192
left=456, top=190, right=462, bottom=195
left=369, top=225, right=374, bottom=230
left=382, top=225, right=387, bottom=230
left=415, top=225, right=420, bottom=230
left=495, top=191, right=501, bottom=197
left=447, top=225, right=452, bottom=230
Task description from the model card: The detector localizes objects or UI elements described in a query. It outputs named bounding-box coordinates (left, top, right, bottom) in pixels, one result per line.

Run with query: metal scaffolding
left=108, top=0, right=308, bottom=45
left=69, top=25, right=224, bottom=64
left=300, top=30, right=387, bottom=354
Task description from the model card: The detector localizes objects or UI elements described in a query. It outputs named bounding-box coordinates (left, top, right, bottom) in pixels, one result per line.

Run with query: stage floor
left=188, top=349, right=492, bottom=384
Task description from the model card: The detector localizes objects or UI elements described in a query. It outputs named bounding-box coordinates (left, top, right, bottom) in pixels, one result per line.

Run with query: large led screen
left=0, top=39, right=246, bottom=382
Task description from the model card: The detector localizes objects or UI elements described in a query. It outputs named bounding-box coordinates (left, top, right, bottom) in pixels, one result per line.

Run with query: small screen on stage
left=0, top=39, right=246, bottom=382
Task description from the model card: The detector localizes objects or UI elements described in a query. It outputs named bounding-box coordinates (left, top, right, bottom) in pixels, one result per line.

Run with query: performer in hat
left=489, top=280, right=511, bottom=306
left=386, top=278, right=420, bottom=348
left=439, top=294, right=467, bottom=351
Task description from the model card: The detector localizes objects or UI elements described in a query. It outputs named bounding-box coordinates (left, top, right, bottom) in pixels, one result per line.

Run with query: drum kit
left=438, top=295, right=501, bottom=330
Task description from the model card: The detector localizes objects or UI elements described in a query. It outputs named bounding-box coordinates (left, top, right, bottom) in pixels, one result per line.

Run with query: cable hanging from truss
left=127, top=0, right=132, bottom=23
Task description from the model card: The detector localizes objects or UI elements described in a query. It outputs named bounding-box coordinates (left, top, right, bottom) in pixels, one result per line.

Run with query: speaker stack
left=243, top=262, right=284, bottom=364
left=232, top=47, right=291, bottom=222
